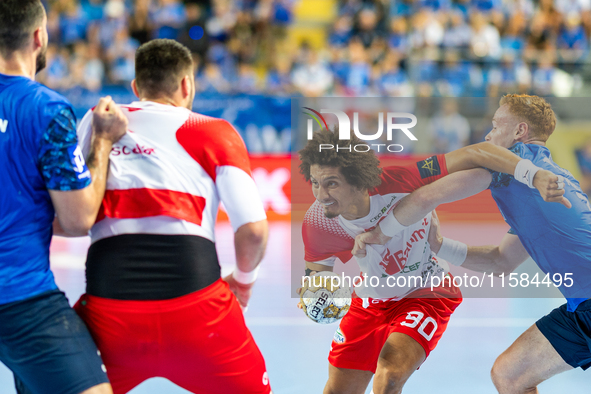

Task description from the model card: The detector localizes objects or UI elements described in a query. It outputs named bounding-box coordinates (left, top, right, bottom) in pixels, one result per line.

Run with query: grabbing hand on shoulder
left=92, top=96, right=128, bottom=143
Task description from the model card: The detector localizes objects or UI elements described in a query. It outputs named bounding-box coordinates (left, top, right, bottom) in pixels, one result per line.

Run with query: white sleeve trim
left=216, top=165, right=267, bottom=232
left=76, top=109, right=94, bottom=157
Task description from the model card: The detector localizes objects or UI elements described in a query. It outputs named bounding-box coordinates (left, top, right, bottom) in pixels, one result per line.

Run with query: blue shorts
left=0, top=290, right=109, bottom=394
left=536, top=299, right=591, bottom=370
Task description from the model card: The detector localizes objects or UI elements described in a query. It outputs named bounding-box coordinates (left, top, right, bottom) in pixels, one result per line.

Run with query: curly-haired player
left=298, top=124, right=565, bottom=394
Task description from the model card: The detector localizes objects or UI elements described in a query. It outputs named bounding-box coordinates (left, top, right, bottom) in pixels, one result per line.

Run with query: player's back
left=489, top=143, right=591, bottom=309
left=0, top=74, right=73, bottom=303
left=77, top=101, right=263, bottom=300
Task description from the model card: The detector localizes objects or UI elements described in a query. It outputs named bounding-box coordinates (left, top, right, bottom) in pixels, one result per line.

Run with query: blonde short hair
left=499, top=94, right=556, bottom=141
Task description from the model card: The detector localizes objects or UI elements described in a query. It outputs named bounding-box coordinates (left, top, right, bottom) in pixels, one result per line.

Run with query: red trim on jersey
left=302, top=219, right=354, bottom=263
left=96, top=188, right=206, bottom=225
left=371, top=154, right=449, bottom=195
left=176, top=114, right=252, bottom=182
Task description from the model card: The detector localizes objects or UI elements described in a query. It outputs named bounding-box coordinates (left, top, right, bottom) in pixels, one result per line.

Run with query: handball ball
left=300, top=271, right=352, bottom=324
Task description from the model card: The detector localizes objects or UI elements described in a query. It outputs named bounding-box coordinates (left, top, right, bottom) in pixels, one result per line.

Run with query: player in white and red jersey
left=298, top=128, right=562, bottom=394
left=71, top=40, right=271, bottom=394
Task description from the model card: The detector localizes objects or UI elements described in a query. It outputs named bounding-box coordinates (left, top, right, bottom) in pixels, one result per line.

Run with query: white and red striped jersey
left=303, top=156, right=450, bottom=299
left=77, top=101, right=266, bottom=244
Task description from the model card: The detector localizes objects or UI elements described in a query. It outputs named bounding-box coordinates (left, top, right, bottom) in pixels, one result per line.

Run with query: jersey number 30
left=400, top=311, right=437, bottom=341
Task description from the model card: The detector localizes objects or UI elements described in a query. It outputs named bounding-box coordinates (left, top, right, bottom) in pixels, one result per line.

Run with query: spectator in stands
left=470, top=12, right=501, bottom=60
left=84, top=44, right=105, bottom=91
left=98, top=0, right=127, bottom=48
left=206, top=0, right=237, bottom=42
left=387, top=17, right=410, bottom=54
left=129, top=0, right=153, bottom=44
left=178, top=3, right=209, bottom=58
left=409, top=9, right=444, bottom=49
left=442, top=11, right=472, bottom=55
left=82, top=0, right=104, bottom=23
left=329, top=15, right=354, bottom=47
left=292, top=50, right=334, bottom=96
left=353, top=7, right=383, bottom=48
left=59, top=0, right=89, bottom=45
left=487, top=53, right=532, bottom=96
left=532, top=51, right=557, bottom=95
left=235, top=61, right=259, bottom=94
left=438, top=51, right=468, bottom=96
left=428, top=99, right=471, bottom=153
left=501, top=12, right=527, bottom=56
left=345, top=39, right=371, bottom=95
left=197, top=62, right=232, bottom=94
left=266, top=56, right=294, bottom=95
left=557, top=13, right=588, bottom=67
left=378, top=52, right=412, bottom=96
left=43, top=45, right=70, bottom=90
left=152, top=0, right=187, bottom=39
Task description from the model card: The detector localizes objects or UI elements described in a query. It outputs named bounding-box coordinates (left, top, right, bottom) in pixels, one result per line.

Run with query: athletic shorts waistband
left=78, top=278, right=228, bottom=313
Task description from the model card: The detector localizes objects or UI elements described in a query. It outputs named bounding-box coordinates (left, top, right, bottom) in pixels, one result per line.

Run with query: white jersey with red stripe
left=303, top=156, right=451, bottom=300
left=77, top=101, right=266, bottom=244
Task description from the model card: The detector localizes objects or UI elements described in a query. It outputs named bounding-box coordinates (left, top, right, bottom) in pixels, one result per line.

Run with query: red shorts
left=74, top=279, right=271, bottom=394
left=328, top=284, right=462, bottom=373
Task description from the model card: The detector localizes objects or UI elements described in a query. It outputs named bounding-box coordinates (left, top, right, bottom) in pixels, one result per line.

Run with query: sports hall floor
left=0, top=222, right=588, bottom=393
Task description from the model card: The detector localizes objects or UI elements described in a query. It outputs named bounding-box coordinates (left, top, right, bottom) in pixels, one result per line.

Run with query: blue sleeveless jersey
left=489, top=143, right=591, bottom=312
left=0, top=73, right=90, bottom=304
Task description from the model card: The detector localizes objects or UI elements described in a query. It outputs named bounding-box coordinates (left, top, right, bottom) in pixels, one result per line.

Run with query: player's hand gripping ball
left=300, top=271, right=352, bottom=324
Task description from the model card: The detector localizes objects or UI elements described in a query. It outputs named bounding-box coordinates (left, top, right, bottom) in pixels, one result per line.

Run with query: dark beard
left=323, top=210, right=338, bottom=219
left=35, top=46, right=47, bottom=74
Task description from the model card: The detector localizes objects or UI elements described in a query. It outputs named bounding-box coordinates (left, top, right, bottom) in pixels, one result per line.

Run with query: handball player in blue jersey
left=354, top=94, right=590, bottom=393
left=0, top=1, right=128, bottom=393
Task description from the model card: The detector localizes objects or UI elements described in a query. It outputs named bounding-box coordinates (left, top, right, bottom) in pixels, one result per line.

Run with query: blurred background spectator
left=30, top=0, right=591, bottom=154
left=36, top=0, right=591, bottom=97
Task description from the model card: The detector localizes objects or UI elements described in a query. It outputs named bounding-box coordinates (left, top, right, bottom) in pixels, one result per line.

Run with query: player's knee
left=374, top=366, right=407, bottom=394
left=79, top=383, right=113, bottom=394
left=491, top=356, right=514, bottom=393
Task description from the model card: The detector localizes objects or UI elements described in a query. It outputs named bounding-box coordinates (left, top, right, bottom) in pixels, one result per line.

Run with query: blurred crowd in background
left=35, top=0, right=591, bottom=174
left=37, top=0, right=591, bottom=97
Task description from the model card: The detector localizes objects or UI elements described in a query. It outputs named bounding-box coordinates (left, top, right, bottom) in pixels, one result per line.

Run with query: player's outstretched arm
left=428, top=211, right=529, bottom=276
left=49, top=97, right=128, bottom=236
left=445, top=142, right=570, bottom=207
left=352, top=169, right=492, bottom=257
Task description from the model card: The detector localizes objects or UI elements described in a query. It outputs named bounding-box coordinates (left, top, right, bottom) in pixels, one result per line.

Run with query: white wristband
left=514, top=159, right=541, bottom=189
left=437, top=237, right=468, bottom=266
left=379, top=211, right=408, bottom=237
left=232, top=265, right=260, bottom=285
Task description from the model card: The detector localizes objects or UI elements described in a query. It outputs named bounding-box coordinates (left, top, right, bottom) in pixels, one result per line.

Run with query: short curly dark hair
left=298, top=128, right=382, bottom=190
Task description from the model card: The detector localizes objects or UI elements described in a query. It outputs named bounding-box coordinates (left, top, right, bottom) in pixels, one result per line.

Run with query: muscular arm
left=462, top=233, right=530, bottom=276
left=48, top=97, right=127, bottom=236
left=235, top=220, right=269, bottom=273
left=394, top=168, right=492, bottom=226
left=444, top=142, right=523, bottom=175
left=49, top=137, right=114, bottom=236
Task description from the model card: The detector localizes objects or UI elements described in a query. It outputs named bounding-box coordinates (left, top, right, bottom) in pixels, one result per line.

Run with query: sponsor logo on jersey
left=68, top=145, right=90, bottom=179
left=333, top=327, right=346, bottom=344
left=111, top=143, right=155, bottom=156
left=417, top=156, right=441, bottom=178
left=380, top=228, right=426, bottom=275
left=0, top=118, right=7, bottom=133
left=370, top=196, right=398, bottom=223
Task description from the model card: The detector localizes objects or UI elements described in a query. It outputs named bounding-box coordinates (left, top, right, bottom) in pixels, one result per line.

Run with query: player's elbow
left=57, top=215, right=93, bottom=236
left=492, top=254, right=518, bottom=276
left=236, top=220, right=269, bottom=250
